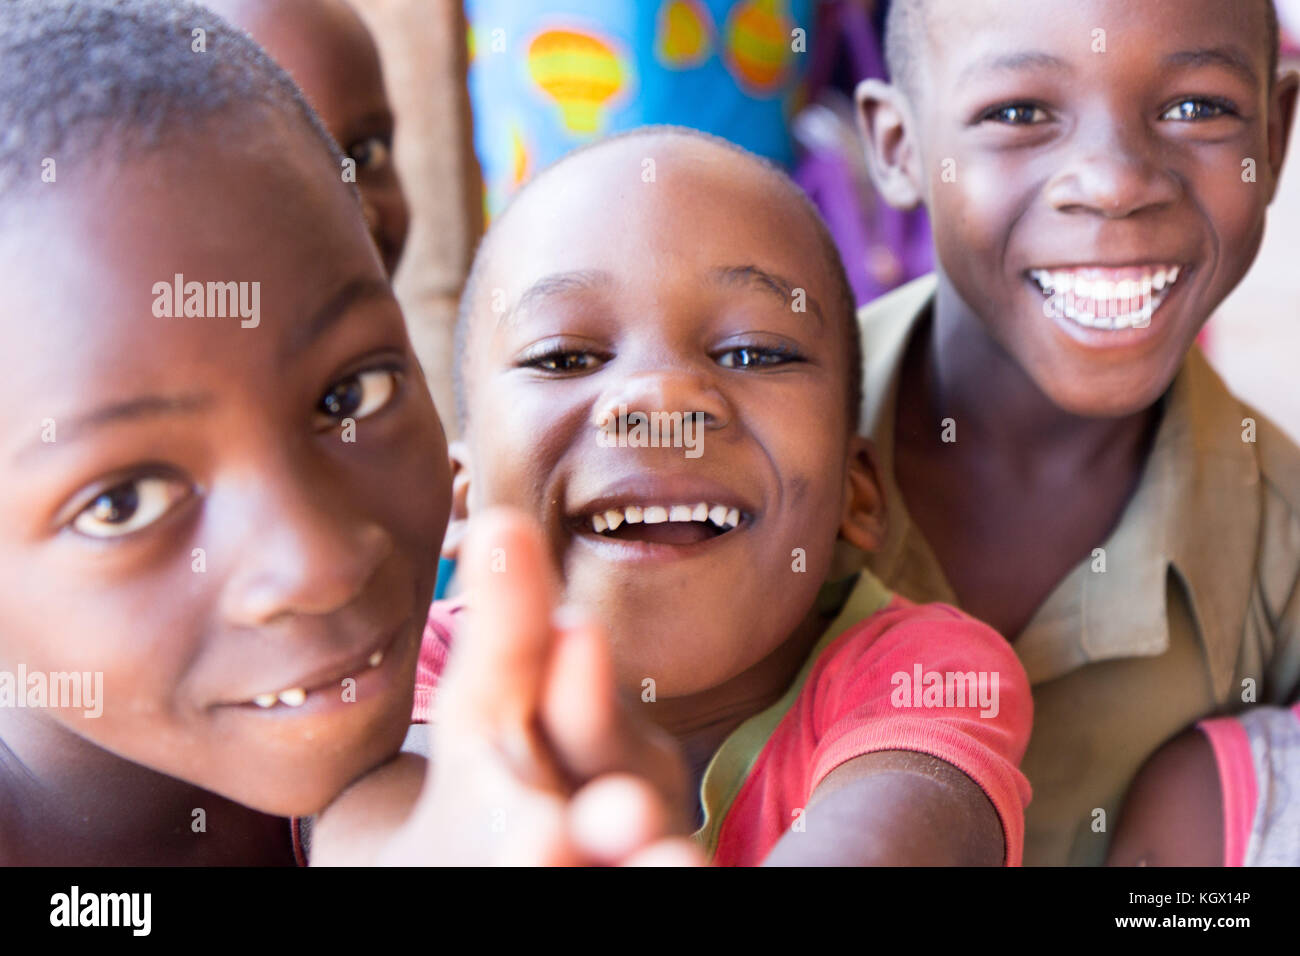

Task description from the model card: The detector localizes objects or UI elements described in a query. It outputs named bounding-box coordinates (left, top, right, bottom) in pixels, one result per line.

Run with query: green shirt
left=854, top=275, right=1300, bottom=865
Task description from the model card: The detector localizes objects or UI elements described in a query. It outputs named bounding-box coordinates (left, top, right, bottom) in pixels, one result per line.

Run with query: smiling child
left=0, top=0, right=447, bottom=864
left=317, top=126, right=1035, bottom=866
left=854, top=0, right=1300, bottom=864
left=204, top=0, right=411, bottom=277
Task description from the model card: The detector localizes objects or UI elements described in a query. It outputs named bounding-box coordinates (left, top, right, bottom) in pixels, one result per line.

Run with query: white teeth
left=253, top=693, right=277, bottom=709
left=278, top=687, right=307, bottom=708
left=1153, top=269, right=1167, bottom=291
left=1034, top=264, right=1183, bottom=331
left=1169, top=265, right=1180, bottom=283
left=586, top=501, right=746, bottom=534
left=368, top=649, right=384, bottom=668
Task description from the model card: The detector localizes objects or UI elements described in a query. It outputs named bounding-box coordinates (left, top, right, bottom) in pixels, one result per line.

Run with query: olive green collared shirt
left=854, top=275, right=1300, bottom=866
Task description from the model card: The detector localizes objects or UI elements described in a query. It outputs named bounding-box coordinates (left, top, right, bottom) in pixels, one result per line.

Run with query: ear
left=839, top=435, right=888, bottom=554
left=1267, top=69, right=1299, bottom=189
left=439, top=440, right=473, bottom=561
left=855, top=77, right=925, bottom=211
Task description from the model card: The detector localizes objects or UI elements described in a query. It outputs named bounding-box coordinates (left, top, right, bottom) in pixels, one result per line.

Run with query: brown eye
left=72, top=477, right=190, bottom=539
left=985, top=104, right=1049, bottom=125
left=526, top=350, right=601, bottom=373
left=717, top=346, right=799, bottom=369
left=349, top=136, right=392, bottom=172
left=315, top=367, right=400, bottom=428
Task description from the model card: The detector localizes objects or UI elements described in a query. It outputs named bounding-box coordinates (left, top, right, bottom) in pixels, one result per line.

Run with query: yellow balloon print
left=527, top=27, right=627, bottom=136
left=656, top=0, right=713, bottom=69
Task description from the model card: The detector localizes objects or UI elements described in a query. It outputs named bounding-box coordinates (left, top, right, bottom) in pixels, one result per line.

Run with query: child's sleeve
left=411, top=600, right=462, bottom=724
left=806, top=603, right=1034, bottom=865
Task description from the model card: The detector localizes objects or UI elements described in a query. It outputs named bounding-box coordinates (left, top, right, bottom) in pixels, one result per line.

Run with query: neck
left=641, top=602, right=830, bottom=818
left=0, top=710, right=293, bottom=865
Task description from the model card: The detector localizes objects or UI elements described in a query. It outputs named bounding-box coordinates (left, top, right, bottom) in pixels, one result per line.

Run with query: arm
left=1106, top=728, right=1223, bottom=867
left=764, top=750, right=1003, bottom=866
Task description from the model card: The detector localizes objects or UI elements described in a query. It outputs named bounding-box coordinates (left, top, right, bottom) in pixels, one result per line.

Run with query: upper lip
left=567, top=475, right=758, bottom=523
left=218, top=617, right=408, bottom=706
left=1025, top=259, right=1186, bottom=271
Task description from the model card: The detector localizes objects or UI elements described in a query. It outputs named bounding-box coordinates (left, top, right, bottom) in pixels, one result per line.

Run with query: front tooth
left=253, top=693, right=277, bottom=709
left=368, top=649, right=384, bottom=668
left=278, top=687, right=307, bottom=707
left=692, top=502, right=709, bottom=521
left=724, top=508, right=740, bottom=528
left=644, top=505, right=668, bottom=524
left=708, top=504, right=728, bottom=526
left=592, top=512, right=608, bottom=533
left=669, top=505, right=693, bottom=522
left=604, top=509, right=624, bottom=530
left=624, top=505, right=644, bottom=524
left=1075, top=278, right=1093, bottom=299
left=1054, top=272, right=1073, bottom=294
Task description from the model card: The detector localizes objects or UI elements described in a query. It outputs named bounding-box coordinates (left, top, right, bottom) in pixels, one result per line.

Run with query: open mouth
left=580, top=501, right=745, bottom=546
left=230, top=627, right=400, bottom=711
left=1027, top=264, right=1184, bottom=330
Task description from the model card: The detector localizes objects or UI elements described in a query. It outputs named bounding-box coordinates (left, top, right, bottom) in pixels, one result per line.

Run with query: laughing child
left=313, top=126, right=1034, bottom=867
left=854, top=0, right=1300, bottom=864
left=204, top=0, right=410, bottom=277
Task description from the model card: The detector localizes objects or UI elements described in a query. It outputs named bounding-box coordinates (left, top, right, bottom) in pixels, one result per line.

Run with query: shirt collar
left=856, top=275, right=1259, bottom=697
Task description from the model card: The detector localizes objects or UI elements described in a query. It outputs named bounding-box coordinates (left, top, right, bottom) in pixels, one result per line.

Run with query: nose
left=591, top=365, right=732, bottom=435
left=219, top=466, right=394, bottom=627
left=1045, top=119, right=1183, bottom=219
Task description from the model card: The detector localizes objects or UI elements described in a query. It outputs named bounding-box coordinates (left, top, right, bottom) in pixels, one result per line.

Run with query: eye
left=72, top=476, right=191, bottom=539
left=1161, top=97, right=1236, bottom=122
left=348, top=136, right=392, bottom=172
left=981, top=103, right=1050, bottom=126
left=315, top=366, right=400, bottom=427
left=521, top=349, right=604, bottom=374
left=716, top=345, right=801, bottom=369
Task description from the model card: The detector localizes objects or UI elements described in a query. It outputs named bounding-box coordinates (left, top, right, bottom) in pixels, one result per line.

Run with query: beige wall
left=352, top=0, right=481, bottom=439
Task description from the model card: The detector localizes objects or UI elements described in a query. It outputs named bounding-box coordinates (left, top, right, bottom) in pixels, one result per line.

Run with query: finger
left=437, top=508, right=559, bottom=738
left=541, top=609, right=626, bottom=779
left=620, top=837, right=709, bottom=868
left=567, top=774, right=671, bottom=865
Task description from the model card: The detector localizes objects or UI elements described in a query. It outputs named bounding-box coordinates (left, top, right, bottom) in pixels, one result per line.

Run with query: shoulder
left=1108, top=727, right=1222, bottom=866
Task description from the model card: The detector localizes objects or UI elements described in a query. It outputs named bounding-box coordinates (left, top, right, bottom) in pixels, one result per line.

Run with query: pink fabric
left=1199, top=716, right=1259, bottom=867
left=711, top=596, right=1033, bottom=866
left=412, top=601, right=460, bottom=723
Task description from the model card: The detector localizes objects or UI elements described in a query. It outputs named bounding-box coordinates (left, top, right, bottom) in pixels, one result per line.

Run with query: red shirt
left=415, top=571, right=1033, bottom=865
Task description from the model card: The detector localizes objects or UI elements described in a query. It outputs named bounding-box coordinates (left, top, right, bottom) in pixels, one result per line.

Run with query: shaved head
left=455, top=125, right=862, bottom=429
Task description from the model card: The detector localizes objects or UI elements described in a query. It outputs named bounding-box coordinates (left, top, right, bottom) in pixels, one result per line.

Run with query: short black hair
left=0, top=0, right=345, bottom=202
left=883, top=0, right=1281, bottom=94
left=454, top=125, right=863, bottom=432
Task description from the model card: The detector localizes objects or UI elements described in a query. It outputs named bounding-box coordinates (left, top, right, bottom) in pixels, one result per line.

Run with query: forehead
left=1, top=114, right=382, bottom=431
left=917, top=0, right=1273, bottom=88
left=484, top=138, right=835, bottom=308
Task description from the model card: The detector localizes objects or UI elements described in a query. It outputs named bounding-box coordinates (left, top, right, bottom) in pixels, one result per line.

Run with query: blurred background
left=348, top=0, right=1300, bottom=444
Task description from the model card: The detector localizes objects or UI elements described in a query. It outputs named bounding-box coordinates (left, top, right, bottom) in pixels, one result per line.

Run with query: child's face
left=0, top=112, right=449, bottom=816
left=457, top=137, right=878, bottom=697
left=878, top=0, right=1296, bottom=416
left=212, top=0, right=411, bottom=276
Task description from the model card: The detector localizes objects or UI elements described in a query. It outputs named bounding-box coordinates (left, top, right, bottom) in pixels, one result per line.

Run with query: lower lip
left=569, top=519, right=749, bottom=564
left=1027, top=271, right=1189, bottom=350
left=216, top=619, right=417, bottom=723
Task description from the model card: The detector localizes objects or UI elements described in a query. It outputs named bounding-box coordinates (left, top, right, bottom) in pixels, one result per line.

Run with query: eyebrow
left=16, top=393, right=213, bottom=464
left=506, top=270, right=613, bottom=325
left=283, top=275, right=396, bottom=358
left=711, top=264, right=825, bottom=330
left=1163, top=46, right=1260, bottom=87
left=958, top=50, right=1073, bottom=85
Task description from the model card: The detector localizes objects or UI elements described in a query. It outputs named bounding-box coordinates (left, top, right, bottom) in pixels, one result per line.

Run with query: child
left=0, top=0, right=448, bottom=865
left=314, top=126, right=1034, bottom=866
left=0, top=0, right=692, bottom=868
left=1108, top=704, right=1300, bottom=865
left=854, top=0, right=1300, bottom=864
left=204, top=0, right=411, bottom=276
